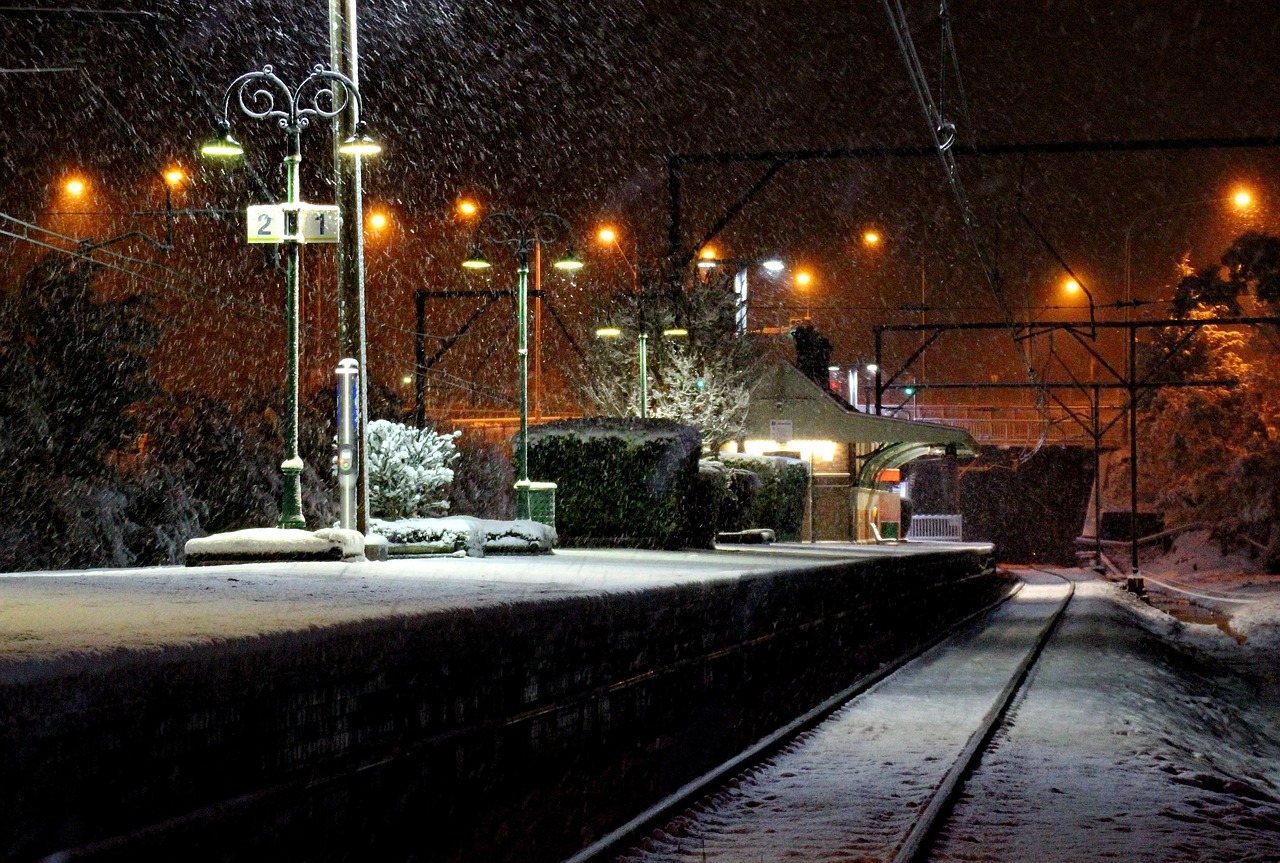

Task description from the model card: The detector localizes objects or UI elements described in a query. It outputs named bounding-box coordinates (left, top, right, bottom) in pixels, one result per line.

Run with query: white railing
left=907, top=514, right=964, bottom=542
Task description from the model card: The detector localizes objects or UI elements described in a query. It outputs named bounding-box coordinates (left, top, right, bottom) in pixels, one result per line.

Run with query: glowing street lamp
left=64, top=178, right=85, bottom=196
left=795, top=270, right=814, bottom=319
left=458, top=199, right=479, bottom=217
left=597, top=224, right=639, bottom=285
left=462, top=211, right=582, bottom=519
left=1123, top=188, right=1259, bottom=308
left=863, top=230, right=881, bottom=246
left=595, top=325, right=688, bottom=418
left=201, top=63, right=379, bottom=529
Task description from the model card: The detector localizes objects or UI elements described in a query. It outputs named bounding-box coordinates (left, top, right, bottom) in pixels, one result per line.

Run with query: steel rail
left=564, top=572, right=1026, bottom=863
left=890, top=569, right=1074, bottom=863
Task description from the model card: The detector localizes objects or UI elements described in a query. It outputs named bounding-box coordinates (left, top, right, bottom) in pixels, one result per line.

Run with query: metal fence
left=907, top=514, right=964, bottom=542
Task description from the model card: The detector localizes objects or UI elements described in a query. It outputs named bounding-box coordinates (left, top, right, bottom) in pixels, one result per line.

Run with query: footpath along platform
left=0, top=541, right=1005, bottom=863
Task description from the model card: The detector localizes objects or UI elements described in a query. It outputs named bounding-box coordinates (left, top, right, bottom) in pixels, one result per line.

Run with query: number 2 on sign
left=257, top=212, right=274, bottom=236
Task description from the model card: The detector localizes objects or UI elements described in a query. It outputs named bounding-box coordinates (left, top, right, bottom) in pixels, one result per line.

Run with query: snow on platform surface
left=0, top=542, right=987, bottom=672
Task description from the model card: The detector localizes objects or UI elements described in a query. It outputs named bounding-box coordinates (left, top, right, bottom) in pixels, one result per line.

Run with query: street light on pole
left=694, top=254, right=785, bottom=334
left=595, top=326, right=688, bottom=418
left=1122, top=189, right=1257, bottom=309
left=462, top=212, right=582, bottom=519
left=202, top=63, right=379, bottom=529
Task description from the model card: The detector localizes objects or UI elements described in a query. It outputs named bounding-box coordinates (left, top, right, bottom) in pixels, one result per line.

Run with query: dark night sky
left=3, top=0, right=1279, bottom=408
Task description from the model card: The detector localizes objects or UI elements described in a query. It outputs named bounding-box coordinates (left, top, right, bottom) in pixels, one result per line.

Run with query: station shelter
left=722, top=361, right=978, bottom=542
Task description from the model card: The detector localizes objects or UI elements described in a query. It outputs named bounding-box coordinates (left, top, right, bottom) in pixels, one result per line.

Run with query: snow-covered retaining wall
left=1, top=549, right=1006, bottom=862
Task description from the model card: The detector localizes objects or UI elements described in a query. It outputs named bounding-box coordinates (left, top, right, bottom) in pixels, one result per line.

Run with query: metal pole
left=515, top=249, right=531, bottom=519
left=414, top=290, right=426, bottom=427
left=1128, top=323, right=1143, bottom=593
left=534, top=242, right=543, bottom=420
left=330, top=0, right=369, bottom=535
left=1093, top=383, right=1103, bottom=567
left=336, top=358, right=359, bottom=530
left=874, top=329, right=884, bottom=415
left=279, top=129, right=306, bottom=529
left=638, top=332, right=648, bottom=418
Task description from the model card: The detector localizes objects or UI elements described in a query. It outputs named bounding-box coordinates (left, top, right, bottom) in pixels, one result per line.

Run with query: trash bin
left=517, top=480, right=557, bottom=528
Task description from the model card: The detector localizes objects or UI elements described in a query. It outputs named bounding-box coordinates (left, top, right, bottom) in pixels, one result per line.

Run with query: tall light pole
left=463, top=212, right=582, bottom=518
left=330, top=0, right=373, bottom=534
left=695, top=254, right=785, bottom=334
left=595, top=326, right=689, bottom=418
left=202, top=64, right=379, bottom=529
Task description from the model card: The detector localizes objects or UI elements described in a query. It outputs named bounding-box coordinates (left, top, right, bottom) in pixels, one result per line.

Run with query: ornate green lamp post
left=202, top=64, right=379, bottom=529
left=463, top=212, right=582, bottom=518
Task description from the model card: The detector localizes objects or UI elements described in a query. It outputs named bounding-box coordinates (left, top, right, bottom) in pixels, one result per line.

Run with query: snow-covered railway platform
left=0, top=542, right=1003, bottom=862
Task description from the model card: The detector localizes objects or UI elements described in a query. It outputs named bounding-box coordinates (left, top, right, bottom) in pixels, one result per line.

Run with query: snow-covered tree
left=366, top=420, right=460, bottom=519
left=1117, top=235, right=1280, bottom=570
left=648, top=345, right=751, bottom=451
left=578, top=273, right=757, bottom=452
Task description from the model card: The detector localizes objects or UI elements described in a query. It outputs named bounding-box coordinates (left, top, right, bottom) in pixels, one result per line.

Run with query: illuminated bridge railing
left=908, top=404, right=1128, bottom=448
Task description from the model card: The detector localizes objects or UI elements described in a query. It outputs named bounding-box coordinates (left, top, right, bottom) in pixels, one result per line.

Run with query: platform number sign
left=299, top=205, right=341, bottom=243
left=245, top=203, right=341, bottom=244
left=247, top=204, right=286, bottom=244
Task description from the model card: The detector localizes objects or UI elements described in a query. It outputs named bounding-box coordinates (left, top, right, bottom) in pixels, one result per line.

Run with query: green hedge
left=677, top=460, right=729, bottom=549
left=719, top=454, right=809, bottom=541
left=526, top=419, right=701, bottom=548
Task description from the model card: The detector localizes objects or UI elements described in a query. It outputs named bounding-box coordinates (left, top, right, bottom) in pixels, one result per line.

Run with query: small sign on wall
left=769, top=419, right=793, bottom=443
left=245, top=203, right=342, bottom=244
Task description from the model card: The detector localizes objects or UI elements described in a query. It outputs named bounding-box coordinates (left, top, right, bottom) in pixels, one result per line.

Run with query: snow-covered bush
left=366, top=420, right=460, bottom=520
left=370, top=516, right=556, bottom=556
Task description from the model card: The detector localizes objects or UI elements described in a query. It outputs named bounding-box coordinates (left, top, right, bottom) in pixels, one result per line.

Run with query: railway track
left=566, top=567, right=1074, bottom=863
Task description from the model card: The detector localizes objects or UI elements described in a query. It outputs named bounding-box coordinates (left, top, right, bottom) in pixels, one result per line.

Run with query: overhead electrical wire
left=878, top=0, right=1051, bottom=458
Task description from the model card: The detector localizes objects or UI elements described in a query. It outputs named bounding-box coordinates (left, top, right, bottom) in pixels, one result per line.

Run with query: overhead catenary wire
left=878, top=0, right=1051, bottom=459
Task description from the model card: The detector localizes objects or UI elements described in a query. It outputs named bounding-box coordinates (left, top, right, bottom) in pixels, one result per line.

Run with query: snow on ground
left=929, top=572, right=1280, bottom=863
left=184, top=527, right=365, bottom=561
left=1136, top=529, right=1280, bottom=649
left=618, top=569, right=1280, bottom=863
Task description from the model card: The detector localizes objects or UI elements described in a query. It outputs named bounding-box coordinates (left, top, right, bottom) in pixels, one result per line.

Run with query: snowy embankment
left=1136, top=528, right=1280, bottom=649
